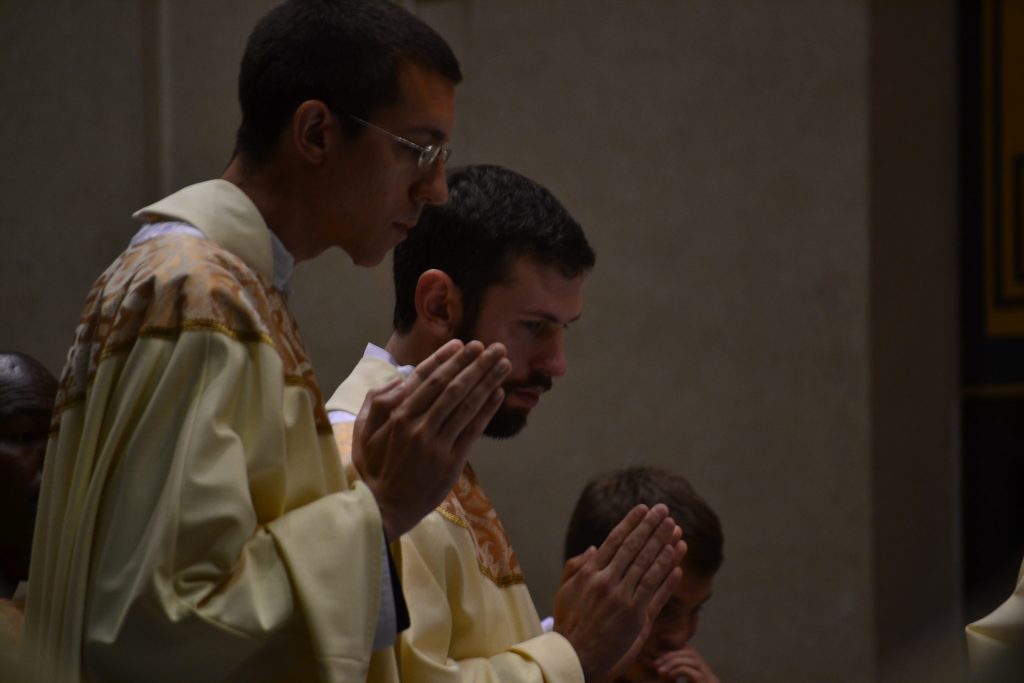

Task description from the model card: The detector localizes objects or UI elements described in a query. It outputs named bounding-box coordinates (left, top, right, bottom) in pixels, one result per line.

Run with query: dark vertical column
left=960, top=0, right=1024, bottom=625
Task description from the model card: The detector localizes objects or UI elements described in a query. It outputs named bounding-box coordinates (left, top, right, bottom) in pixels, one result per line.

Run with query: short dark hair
left=235, top=0, right=462, bottom=163
left=564, top=466, right=724, bottom=579
left=392, top=164, right=596, bottom=334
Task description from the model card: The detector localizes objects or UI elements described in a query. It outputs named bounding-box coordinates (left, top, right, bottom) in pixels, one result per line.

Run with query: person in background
left=0, top=352, right=57, bottom=647
left=561, top=466, right=724, bottom=683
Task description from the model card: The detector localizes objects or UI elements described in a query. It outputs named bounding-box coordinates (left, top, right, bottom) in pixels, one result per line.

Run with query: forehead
left=373, top=61, right=456, bottom=140
left=0, top=357, right=57, bottom=415
left=479, top=256, right=585, bottom=319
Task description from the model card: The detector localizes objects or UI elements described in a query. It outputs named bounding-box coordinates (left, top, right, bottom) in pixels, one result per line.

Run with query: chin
left=346, top=245, right=388, bottom=268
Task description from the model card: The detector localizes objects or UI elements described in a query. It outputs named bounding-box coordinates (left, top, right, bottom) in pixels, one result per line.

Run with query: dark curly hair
left=564, top=466, right=724, bottom=579
left=234, top=0, right=461, bottom=163
left=392, top=164, right=595, bottom=334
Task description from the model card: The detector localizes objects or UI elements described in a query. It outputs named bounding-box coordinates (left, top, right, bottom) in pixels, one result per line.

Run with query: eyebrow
left=524, top=310, right=583, bottom=326
left=406, top=126, right=448, bottom=143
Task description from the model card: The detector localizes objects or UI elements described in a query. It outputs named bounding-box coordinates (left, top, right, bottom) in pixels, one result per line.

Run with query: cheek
left=503, top=351, right=536, bottom=384
left=501, top=335, right=539, bottom=369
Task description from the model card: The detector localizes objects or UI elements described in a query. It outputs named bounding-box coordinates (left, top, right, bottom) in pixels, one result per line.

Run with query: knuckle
left=424, top=373, right=446, bottom=392
left=369, top=392, right=388, bottom=410
left=390, top=408, right=411, bottom=430
left=443, top=378, right=467, bottom=398
left=407, top=423, right=429, bottom=446
left=591, top=573, right=612, bottom=597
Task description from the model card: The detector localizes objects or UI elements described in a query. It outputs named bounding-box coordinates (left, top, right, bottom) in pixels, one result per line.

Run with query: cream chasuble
left=966, top=554, right=1024, bottom=680
left=25, top=180, right=385, bottom=683
left=327, top=355, right=584, bottom=683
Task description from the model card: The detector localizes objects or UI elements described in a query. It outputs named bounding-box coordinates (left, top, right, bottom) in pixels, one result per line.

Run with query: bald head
left=0, top=352, right=57, bottom=407
left=0, top=352, right=57, bottom=588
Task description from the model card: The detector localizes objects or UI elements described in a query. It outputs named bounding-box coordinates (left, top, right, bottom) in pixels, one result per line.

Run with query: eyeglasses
left=347, top=114, right=452, bottom=170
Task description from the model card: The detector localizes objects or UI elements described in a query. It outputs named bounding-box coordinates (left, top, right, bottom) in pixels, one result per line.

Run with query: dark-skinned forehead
left=0, top=352, right=58, bottom=416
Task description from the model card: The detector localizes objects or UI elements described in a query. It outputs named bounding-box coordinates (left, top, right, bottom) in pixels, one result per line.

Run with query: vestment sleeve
left=36, top=330, right=383, bottom=682
left=396, top=516, right=584, bottom=683
left=966, top=555, right=1024, bottom=681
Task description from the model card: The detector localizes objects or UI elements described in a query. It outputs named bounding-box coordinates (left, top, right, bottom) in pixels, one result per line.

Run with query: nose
left=534, top=330, right=567, bottom=378
left=414, top=158, right=449, bottom=206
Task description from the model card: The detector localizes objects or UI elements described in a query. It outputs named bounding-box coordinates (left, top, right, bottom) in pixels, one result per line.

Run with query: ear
left=290, top=100, right=335, bottom=164
left=415, top=269, right=463, bottom=338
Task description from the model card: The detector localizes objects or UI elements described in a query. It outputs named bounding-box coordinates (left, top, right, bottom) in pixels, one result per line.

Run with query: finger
left=590, top=504, right=651, bottom=568
left=401, top=341, right=497, bottom=421
left=620, top=515, right=682, bottom=590
left=430, top=386, right=504, bottom=492
left=424, top=345, right=509, bottom=437
left=399, top=339, right=476, bottom=416
left=560, top=546, right=596, bottom=582
left=402, top=339, right=464, bottom=395
left=605, top=504, right=671, bottom=580
left=654, top=651, right=699, bottom=671
left=654, top=645, right=701, bottom=665
left=352, top=377, right=407, bottom=479
left=661, top=661, right=702, bottom=682
left=673, top=536, right=688, bottom=568
left=441, top=356, right=511, bottom=445
left=355, top=376, right=405, bottom=436
left=448, top=386, right=505, bottom=460
left=634, top=546, right=683, bottom=610
left=655, top=663, right=691, bottom=681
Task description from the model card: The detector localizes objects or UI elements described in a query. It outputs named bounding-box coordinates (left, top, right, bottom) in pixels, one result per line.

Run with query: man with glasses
left=24, top=2, right=510, bottom=682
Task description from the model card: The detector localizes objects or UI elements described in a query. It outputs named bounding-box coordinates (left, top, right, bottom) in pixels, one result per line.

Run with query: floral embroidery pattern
left=438, top=464, right=525, bottom=587
left=53, top=233, right=330, bottom=431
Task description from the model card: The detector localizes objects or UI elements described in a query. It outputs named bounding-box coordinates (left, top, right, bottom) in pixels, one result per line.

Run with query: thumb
left=356, top=376, right=405, bottom=436
left=560, top=546, right=596, bottom=583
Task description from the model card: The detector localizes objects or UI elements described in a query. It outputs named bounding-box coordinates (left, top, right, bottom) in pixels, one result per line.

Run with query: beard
left=455, top=315, right=553, bottom=440
left=483, top=372, right=553, bottom=439
left=482, top=403, right=529, bottom=439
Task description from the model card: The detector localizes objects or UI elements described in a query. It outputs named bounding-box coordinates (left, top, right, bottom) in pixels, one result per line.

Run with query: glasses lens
left=418, top=145, right=438, bottom=170
left=417, top=146, right=452, bottom=170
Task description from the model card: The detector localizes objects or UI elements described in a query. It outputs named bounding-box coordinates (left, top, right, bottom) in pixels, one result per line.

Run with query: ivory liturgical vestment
left=25, top=180, right=385, bottom=682
left=966, top=554, right=1024, bottom=680
left=327, top=352, right=584, bottom=683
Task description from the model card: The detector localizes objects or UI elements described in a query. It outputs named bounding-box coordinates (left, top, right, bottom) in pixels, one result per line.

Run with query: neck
left=221, top=155, right=324, bottom=263
left=384, top=329, right=444, bottom=367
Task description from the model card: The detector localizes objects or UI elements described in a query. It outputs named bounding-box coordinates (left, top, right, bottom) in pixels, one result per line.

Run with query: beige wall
left=0, top=1, right=961, bottom=681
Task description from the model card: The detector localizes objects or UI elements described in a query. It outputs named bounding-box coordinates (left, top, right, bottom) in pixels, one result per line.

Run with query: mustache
left=503, top=373, right=552, bottom=393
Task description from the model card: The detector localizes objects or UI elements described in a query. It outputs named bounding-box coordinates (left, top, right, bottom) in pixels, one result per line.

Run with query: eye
left=657, top=601, right=682, bottom=621
left=0, top=415, right=50, bottom=447
left=5, top=430, right=47, bottom=446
